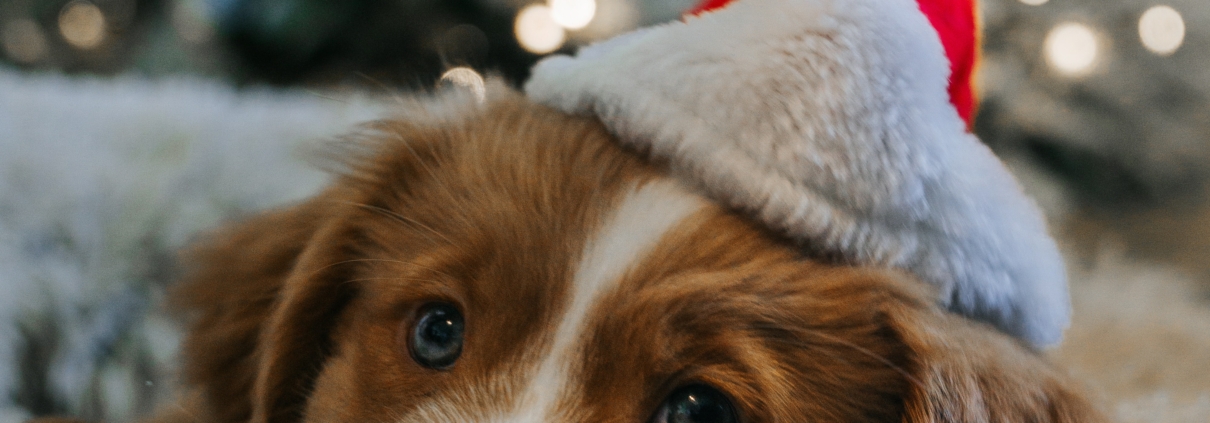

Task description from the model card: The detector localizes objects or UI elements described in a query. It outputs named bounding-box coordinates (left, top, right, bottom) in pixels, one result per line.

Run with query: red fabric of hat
left=690, top=0, right=980, bottom=128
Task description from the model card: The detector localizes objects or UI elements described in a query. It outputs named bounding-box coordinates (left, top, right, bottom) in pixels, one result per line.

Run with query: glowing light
left=1, top=19, right=49, bottom=64
left=59, top=1, right=106, bottom=49
left=440, top=67, right=487, bottom=103
left=570, top=0, right=638, bottom=41
left=1139, top=6, right=1185, bottom=56
left=1019, top=0, right=1049, bottom=5
left=515, top=4, right=565, bottom=54
left=1045, top=23, right=1099, bottom=76
left=549, top=0, right=596, bottom=30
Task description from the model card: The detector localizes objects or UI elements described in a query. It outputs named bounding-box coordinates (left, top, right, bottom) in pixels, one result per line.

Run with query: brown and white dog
left=161, top=92, right=1105, bottom=423
left=52, top=1, right=1099, bottom=421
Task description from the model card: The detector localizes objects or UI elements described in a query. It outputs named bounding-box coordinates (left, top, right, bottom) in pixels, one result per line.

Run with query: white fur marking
left=509, top=179, right=706, bottom=421
left=392, top=179, right=706, bottom=423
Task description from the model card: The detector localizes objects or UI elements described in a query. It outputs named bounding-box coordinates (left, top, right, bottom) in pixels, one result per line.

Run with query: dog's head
left=173, top=93, right=1102, bottom=423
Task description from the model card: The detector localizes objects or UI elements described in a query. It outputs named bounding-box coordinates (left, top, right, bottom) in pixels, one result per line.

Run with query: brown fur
left=160, top=91, right=1106, bottom=423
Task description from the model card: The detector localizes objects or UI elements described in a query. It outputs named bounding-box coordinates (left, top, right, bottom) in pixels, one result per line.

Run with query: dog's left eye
left=651, top=384, right=737, bottom=423
left=409, top=303, right=464, bottom=369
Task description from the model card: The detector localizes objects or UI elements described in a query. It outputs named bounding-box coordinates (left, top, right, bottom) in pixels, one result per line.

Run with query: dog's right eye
left=408, top=303, right=464, bottom=369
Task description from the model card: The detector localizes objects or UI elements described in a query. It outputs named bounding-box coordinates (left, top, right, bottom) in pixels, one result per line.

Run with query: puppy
left=165, top=91, right=1105, bottom=423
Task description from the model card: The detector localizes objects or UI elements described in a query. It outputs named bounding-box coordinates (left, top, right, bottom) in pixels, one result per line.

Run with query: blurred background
left=1, top=0, right=1208, bottom=422
left=2, top=0, right=1207, bottom=229
left=3, top=0, right=1209, bottom=203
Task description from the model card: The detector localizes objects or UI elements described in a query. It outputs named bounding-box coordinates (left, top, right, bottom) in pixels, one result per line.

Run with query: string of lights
left=1036, top=2, right=1187, bottom=77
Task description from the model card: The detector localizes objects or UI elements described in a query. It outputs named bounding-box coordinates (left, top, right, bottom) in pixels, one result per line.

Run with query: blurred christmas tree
left=977, top=0, right=1209, bottom=207
left=0, top=0, right=697, bottom=85
left=206, top=0, right=693, bottom=85
left=212, top=0, right=529, bottom=85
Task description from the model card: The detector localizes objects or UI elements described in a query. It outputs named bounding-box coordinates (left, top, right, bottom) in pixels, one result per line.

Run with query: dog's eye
left=652, top=385, right=737, bottom=423
left=409, top=303, right=464, bottom=369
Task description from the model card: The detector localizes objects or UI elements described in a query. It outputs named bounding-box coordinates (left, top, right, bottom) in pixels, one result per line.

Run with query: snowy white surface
left=0, top=68, right=385, bottom=423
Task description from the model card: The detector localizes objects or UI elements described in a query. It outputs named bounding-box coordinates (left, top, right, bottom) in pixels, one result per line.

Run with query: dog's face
left=172, top=93, right=1102, bottom=423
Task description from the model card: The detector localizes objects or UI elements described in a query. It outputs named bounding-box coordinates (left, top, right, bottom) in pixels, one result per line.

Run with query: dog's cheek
left=301, top=304, right=416, bottom=423
left=302, top=354, right=363, bottom=423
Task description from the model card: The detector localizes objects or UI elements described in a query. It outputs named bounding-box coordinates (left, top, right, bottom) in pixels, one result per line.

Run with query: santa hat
left=524, top=0, right=1068, bottom=348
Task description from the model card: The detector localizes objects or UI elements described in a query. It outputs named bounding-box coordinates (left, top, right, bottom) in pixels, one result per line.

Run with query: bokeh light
left=1139, top=5, right=1185, bottom=56
left=440, top=67, right=487, bottom=103
left=515, top=4, right=566, bottom=54
left=59, top=1, right=107, bottom=50
left=570, top=0, right=638, bottom=40
left=1, top=19, right=50, bottom=64
left=1045, top=22, right=1099, bottom=76
left=549, top=0, right=596, bottom=30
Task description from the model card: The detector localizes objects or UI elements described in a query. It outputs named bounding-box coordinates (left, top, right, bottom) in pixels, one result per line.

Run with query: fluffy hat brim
left=525, top=0, right=1069, bottom=348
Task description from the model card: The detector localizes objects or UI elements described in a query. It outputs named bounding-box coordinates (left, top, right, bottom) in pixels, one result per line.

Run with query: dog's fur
left=161, top=91, right=1103, bottom=423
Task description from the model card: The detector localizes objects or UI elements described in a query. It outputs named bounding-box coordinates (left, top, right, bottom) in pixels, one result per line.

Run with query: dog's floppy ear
left=171, top=190, right=358, bottom=423
left=891, top=304, right=1105, bottom=423
left=169, top=107, right=470, bottom=423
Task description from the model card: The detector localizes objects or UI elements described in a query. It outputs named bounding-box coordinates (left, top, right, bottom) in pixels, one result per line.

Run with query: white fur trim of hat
left=524, top=0, right=1069, bottom=348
